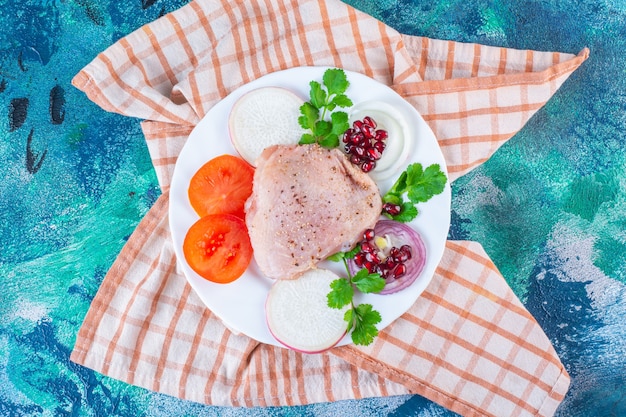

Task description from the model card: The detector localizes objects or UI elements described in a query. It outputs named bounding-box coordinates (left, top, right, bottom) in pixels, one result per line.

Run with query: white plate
left=169, top=67, right=451, bottom=347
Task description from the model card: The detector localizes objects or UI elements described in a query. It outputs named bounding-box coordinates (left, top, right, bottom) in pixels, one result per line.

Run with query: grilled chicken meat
left=245, top=144, right=382, bottom=280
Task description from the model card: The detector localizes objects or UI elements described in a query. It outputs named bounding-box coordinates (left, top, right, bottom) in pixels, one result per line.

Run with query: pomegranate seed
left=392, top=263, right=407, bottom=279
left=353, top=120, right=364, bottom=131
left=353, top=146, right=366, bottom=157
left=349, top=154, right=362, bottom=165
left=364, top=261, right=377, bottom=273
left=366, top=147, right=382, bottom=161
left=361, top=160, right=376, bottom=172
left=375, top=130, right=388, bottom=140
left=400, top=245, right=412, bottom=260
left=374, top=141, right=386, bottom=152
left=363, top=116, right=376, bottom=128
left=363, top=229, right=375, bottom=241
left=383, top=203, right=402, bottom=216
left=354, top=252, right=366, bottom=267
left=361, top=241, right=376, bottom=253
left=361, top=124, right=375, bottom=139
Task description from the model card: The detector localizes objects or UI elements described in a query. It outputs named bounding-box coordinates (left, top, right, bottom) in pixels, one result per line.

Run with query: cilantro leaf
left=381, top=162, right=447, bottom=223
left=331, top=94, right=353, bottom=108
left=328, top=278, right=353, bottom=309
left=351, top=304, right=382, bottom=346
left=298, top=102, right=318, bottom=130
left=322, top=68, right=349, bottom=95
left=406, top=163, right=447, bottom=203
left=299, top=68, right=353, bottom=148
left=309, top=81, right=326, bottom=108
left=298, top=133, right=317, bottom=145
left=330, top=111, right=349, bottom=136
left=351, top=269, right=386, bottom=294
left=319, top=134, right=340, bottom=148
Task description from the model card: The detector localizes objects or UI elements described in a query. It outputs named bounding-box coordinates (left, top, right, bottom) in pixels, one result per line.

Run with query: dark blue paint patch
left=75, top=0, right=106, bottom=26
left=3, top=4, right=61, bottom=67
left=524, top=255, right=599, bottom=379
left=142, top=0, right=158, bottom=10
left=10, top=319, right=145, bottom=417
left=388, top=394, right=460, bottom=417
left=49, top=85, right=66, bottom=125
left=25, top=129, right=47, bottom=174
left=9, top=98, right=29, bottom=131
left=0, top=399, right=44, bottom=416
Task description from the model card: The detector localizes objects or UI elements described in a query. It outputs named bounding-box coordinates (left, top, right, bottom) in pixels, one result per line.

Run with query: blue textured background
left=1, top=0, right=624, bottom=416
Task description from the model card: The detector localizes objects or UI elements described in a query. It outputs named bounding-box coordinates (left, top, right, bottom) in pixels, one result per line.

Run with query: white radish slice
left=228, top=87, right=306, bottom=166
left=266, top=268, right=349, bottom=353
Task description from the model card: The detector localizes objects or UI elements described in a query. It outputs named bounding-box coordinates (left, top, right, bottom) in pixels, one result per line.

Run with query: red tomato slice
left=188, top=154, right=254, bottom=219
left=183, top=214, right=253, bottom=284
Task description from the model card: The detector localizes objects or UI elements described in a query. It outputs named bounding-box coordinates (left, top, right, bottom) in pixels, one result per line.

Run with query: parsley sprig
left=382, top=163, right=448, bottom=223
left=298, top=68, right=353, bottom=149
left=327, top=247, right=386, bottom=346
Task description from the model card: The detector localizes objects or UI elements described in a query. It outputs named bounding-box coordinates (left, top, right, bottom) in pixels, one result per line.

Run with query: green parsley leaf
left=381, top=162, right=447, bottom=223
left=299, top=68, right=353, bottom=148
left=322, top=68, right=349, bottom=95
left=330, top=111, right=350, bottom=136
left=298, top=133, right=317, bottom=145
left=309, top=81, right=326, bottom=109
left=298, top=102, right=318, bottom=131
left=314, top=120, right=332, bottom=137
left=319, top=134, right=340, bottom=148
left=406, top=163, right=447, bottom=203
left=351, top=269, right=386, bottom=294
left=331, top=94, right=353, bottom=108
left=351, top=304, right=382, bottom=346
left=328, top=278, right=353, bottom=309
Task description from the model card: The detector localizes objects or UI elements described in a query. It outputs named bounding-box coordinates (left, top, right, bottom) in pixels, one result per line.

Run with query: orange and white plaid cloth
left=70, top=0, right=588, bottom=415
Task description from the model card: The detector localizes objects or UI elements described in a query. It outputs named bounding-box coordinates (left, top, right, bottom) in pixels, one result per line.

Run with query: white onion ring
left=348, top=220, right=426, bottom=295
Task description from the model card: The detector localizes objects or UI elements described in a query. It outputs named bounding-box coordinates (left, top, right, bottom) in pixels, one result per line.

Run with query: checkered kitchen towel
left=70, top=0, right=588, bottom=415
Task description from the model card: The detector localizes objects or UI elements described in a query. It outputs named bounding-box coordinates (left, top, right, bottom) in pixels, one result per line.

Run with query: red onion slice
left=348, top=220, right=426, bottom=295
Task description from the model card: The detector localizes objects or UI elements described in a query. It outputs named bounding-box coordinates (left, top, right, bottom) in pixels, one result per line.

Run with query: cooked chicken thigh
left=245, top=144, right=382, bottom=280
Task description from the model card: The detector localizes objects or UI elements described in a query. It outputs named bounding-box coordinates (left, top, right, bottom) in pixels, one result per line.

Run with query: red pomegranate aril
left=375, top=130, right=388, bottom=141
left=360, top=241, right=376, bottom=253
left=350, top=154, right=362, bottom=165
left=342, top=129, right=354, bottom=142
left=400, top=245, right=413, bottom=260
left=354, top=252, right=366, bottom=267
left=364, top=261, right=377, bottom=273
left=349, top=133, right=365, bottom=145
left=363, top=116, right=376, bottom=128
left=383, top=203, right=402, bottom=216
left=353, top=120, right=364, bottom=130
left=391, top=263, right=407, bottom=279
left=361, top=160, right=376, bottom=172
left=361, top=124, right=375, bottom=139
left=374, top=141, right=386, bottom=153
left=363, top=228, right=375, bottom=241
left=366, top=147, right=382, bottom=161
left=353, top=146, right=366, bottom=157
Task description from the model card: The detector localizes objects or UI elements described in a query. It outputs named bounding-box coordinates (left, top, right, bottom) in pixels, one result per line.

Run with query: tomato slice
left=183, top=214, right=253, bottom=283
left=188, top=154, right=254, bottom=219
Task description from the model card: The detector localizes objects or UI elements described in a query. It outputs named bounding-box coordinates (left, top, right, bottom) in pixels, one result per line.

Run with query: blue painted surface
left=1, top=0, right=624, bottom=416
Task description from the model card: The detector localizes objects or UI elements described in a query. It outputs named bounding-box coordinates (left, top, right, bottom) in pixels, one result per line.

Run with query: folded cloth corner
left=70, top=0, right=588, bottom=416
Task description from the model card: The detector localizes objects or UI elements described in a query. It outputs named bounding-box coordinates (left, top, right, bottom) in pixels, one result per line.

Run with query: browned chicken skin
left=245, top=144, right=382, bottom=280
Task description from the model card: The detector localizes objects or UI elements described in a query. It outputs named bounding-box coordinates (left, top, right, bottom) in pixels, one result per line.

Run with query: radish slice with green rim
left=266, top=269, right=349, bottom=353
left=228, top=87, right=306, bottom=166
